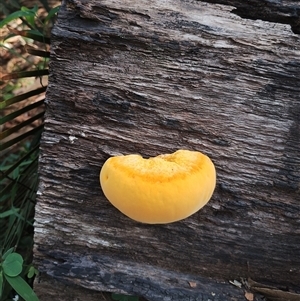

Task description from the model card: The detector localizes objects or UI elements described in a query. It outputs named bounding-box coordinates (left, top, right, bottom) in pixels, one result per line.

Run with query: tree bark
left=34, top=0, right=300, bottom=300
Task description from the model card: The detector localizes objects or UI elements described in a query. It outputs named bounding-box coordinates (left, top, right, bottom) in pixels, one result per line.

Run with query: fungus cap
left=100, top=149, right=216, bottom=224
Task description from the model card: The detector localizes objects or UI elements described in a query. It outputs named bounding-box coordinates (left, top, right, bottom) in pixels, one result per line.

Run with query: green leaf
left=20, top=5, right=38, bottom=29
left=26, top=30, right=49, bottom=42
left=4, top=29, right=51, bottom=43
left=4, top=274, right=39, bottom=301
left=0, top=10, right=34, bottom=28
left=0, top=271, right=3, bottom=299
left=21, top=5, right=38, bottom=14
left=2, top=247, right=15, bottom=260
left=2, top=253, right=23, bottom=277
left=39, top=0, right=50, bottom=12
left=27, top=267, right=35, bottom=279
left=27, top=266, right=38, bottom=279
left=44, top=6, right=61, bottom=24
left=0, top=144, right=39, bottom=180
left=0, top=208, right=20, bottom=218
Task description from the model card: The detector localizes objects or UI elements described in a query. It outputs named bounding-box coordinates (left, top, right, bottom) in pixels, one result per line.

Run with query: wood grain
left=34, top=0, right=300, bottom=300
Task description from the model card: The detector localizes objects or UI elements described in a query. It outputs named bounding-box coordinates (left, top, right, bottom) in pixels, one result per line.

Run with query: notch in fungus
left=100, top=149, right=216, bottom=224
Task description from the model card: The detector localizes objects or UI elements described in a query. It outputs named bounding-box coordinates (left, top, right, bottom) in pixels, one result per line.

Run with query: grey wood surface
left=34, top=0, right=300, bottom=300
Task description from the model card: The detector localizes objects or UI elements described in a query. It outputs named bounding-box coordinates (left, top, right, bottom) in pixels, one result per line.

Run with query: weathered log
left=34, top=0, right=300, bottom=300
left=203, top=0, right=300, bottom=34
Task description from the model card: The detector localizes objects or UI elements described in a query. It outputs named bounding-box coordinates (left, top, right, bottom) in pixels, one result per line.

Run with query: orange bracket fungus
left=100, top=150, right=216, bottom=224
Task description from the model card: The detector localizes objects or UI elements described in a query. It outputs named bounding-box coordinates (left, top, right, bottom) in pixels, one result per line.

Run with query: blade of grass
left=1, top=170, right=38, bottom=249
left=25, top=46, right=50, bottom=58
left=44, top=6, right=60, bottom=23
left=0, top=111, right=44, bottom=140
left=0, top=172, right=38, bottom=207
left=0, top=87, right=47, bottom=108
left=0, top=99, right=44, bottom=125
left=6, top=27, right=50, bottom=43
left=0, top=208, right=20, bottom=218
left=0, top=43, right=43, bottom=69
left=0, top=143, right=39, bottom=175
left=0, top=125, right=43, bottom=152
left=20, top=5, right=39, bottom=30
left=2, top=69, right=49, bottom=80
left=0, top=10, right=35, bottom=28
left=39, top=0, right=51, bottom=12
left=0, top=144, right=39, bottom=184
